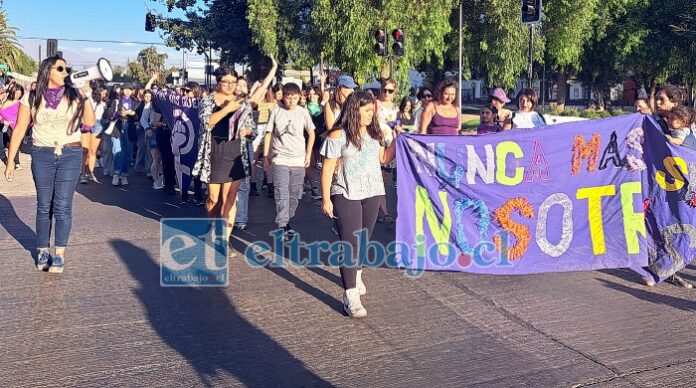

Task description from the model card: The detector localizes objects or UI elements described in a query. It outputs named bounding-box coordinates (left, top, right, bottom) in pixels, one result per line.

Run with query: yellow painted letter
left=620, top=181, right=646, bottom=254
left=576, top=185, right=616, bottom=255
left=496, top=141, right=524, bottom=186
left=415, top=185, right=452, bottom=256
left=656, top=156, right=687, bottom=191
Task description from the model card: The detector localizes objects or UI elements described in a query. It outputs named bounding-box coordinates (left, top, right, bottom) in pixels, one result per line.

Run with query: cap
left=336, top=75, right=358, bottom=89
left=491, top=88, right=510, bottom=103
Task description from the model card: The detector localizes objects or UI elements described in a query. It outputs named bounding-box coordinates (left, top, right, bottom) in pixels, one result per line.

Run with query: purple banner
left=152, top=90, right=200, bottom=195
left=396, top=113, right=696, bottom=276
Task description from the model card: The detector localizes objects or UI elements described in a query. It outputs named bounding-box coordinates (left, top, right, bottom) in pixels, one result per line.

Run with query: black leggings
left=332, top=194, right=383, bottom=289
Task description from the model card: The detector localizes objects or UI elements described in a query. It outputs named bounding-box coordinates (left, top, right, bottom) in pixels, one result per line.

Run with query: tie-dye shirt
left=320, top=130, right=385, bottom=200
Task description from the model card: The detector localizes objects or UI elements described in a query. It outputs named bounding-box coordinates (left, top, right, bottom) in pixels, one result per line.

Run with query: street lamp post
left=458, top=1, right=463, bottom=115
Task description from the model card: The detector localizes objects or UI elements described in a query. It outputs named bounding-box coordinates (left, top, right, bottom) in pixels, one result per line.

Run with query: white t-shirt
left=512, top=111, right=545, bottom=129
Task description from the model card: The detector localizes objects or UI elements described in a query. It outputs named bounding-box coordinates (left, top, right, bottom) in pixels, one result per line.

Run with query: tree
left=463, top=0, right=543, bottom=90
left=126, top=61, right=148, bottom=85
left=313, top=0, right=455, bottom=89
left=137, top=46, right=168, bottom=73
left=0, top=9, right=36, bottom=75
left=247, top=0, right=279, bottom=56
left=543, top=0, right=599, bottom=108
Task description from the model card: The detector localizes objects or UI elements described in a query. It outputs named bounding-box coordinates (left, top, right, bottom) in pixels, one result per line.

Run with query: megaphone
left=66, top=58, right=113, bottom=88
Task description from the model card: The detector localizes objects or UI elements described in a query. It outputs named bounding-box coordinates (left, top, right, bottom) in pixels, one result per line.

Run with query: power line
left=16, top=36, right=169, bottom=46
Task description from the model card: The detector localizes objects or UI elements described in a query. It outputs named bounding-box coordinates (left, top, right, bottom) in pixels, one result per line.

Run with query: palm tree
left=0, top=10, right=37, bottom=75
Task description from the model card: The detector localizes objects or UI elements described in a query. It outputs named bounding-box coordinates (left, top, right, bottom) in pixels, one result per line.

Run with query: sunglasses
left=383, top=88, right=395, bottom=94
left=52, top=65, right=72, bottom=73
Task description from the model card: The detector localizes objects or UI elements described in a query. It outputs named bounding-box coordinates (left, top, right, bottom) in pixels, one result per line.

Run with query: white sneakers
left=112, top=174, right=129, bottom=186
left=343, top=288, right=367, bottom=318
left=356, top=269, right=366, bottom=295
left=343, top=270, right=368, bottom=318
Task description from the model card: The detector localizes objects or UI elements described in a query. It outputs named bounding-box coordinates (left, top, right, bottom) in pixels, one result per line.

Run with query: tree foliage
left=313, top=0, right=455, bottom=86
left=147, top=0, right=695, bottom=101
left=0, top=9, right=36, bottom=75
left=137, top=46, right=168, bottom=73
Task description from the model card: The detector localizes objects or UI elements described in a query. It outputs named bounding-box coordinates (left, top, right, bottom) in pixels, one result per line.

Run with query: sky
left=5, top=0, right=208, bottom=71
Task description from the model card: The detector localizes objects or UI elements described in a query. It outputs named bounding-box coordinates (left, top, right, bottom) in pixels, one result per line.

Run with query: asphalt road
left=1, top=152, right=696, bottom=387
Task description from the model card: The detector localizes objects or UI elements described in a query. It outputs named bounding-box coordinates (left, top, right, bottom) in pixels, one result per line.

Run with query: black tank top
left=211, top=104, right=236, bottom=138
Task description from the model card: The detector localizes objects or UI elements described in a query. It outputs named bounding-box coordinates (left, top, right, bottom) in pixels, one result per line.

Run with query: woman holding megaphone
left=4, top=56, right=95, bottom=274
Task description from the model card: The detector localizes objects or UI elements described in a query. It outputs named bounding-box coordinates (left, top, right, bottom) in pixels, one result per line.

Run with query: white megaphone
left=66, top=58, right=113, bottom=88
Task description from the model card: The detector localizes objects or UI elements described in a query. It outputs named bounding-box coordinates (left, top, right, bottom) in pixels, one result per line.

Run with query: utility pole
left=458, top=1, right=463, bottom=111
left=527, top=25, right=534, bottom=88
left=521, top=0, right=542, bottom=89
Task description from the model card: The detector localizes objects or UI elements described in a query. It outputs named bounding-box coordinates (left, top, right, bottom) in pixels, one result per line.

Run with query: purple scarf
left=43, top=86, right=65, bottom=109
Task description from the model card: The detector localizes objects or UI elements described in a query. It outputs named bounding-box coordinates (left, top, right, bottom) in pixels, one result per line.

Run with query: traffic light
left=521, top=0, right=542, bottom=25
left=374, top=29, right=387, bottom=57
left=391, top=29, right=405, bottom=57
left=46, top=39, right=58, bottom=58
left=145, top=13, right=156, bottom=32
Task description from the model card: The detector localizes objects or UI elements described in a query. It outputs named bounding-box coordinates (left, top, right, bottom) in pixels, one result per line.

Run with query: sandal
left=382, top=215, right=395, bottom=223
left=667, top=275, right=693, bottom=289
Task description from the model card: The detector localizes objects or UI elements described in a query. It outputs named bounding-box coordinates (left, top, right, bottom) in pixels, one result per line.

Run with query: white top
left=22, top=93, right=81, bottom=147
left=512, top=111, right=545, bottom=129
left=92, top=99, right=106, bottom=122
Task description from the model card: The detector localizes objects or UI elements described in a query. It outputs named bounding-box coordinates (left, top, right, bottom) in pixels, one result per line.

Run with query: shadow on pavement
left=111, top=239, right=330, bottom=387
left=0, top=194, right=36, bottom=258
left=598, top=268, right=650, bottom=286
left=76, top=170, right=204, bottom=222
left=263, top=265, right=344, bottom=315
left=597, top=278, right=696, bottom=312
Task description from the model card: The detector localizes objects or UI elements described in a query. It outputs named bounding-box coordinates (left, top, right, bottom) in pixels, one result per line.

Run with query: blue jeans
left=31, top=144, right=82, bottom=248
left=236, top=177, right=250, bottom=224
left=112, top=121, right=132, bottom=176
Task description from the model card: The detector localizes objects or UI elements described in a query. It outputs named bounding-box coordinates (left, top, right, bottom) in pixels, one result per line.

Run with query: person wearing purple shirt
left=419, top=79, right=461, bottom=135
left=476, top=105, right=502, bottom=135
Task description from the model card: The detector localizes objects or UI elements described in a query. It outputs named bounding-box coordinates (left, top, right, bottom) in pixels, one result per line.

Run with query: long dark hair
left=7, top=84, right=24, bottom=101
left=331, top=90, right=382, bottom=150
left=33, top=56, right=85, bottom=134
left=399, top=96, right=412, bottom=114
left=329, top=86, right=352, bottom=112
